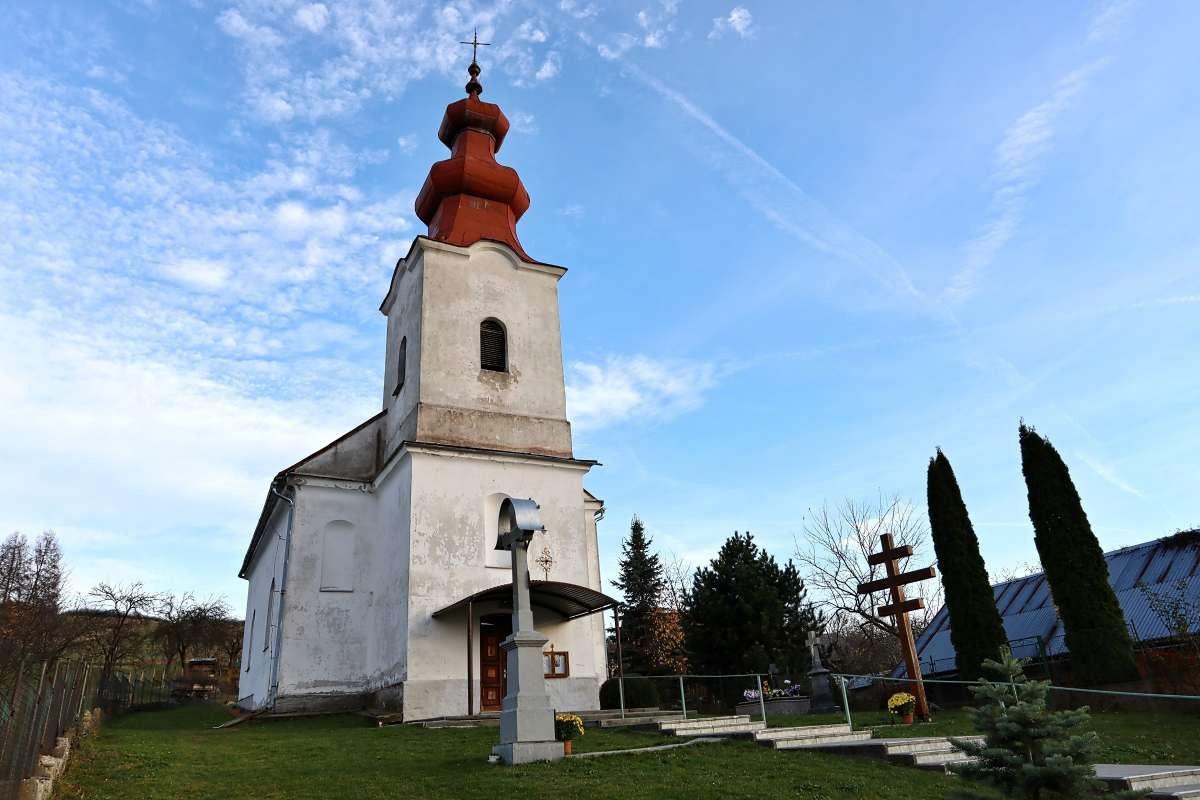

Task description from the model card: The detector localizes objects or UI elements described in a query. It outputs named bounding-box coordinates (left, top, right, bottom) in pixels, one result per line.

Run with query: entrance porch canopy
left=432, top=580, right=618, bottom=621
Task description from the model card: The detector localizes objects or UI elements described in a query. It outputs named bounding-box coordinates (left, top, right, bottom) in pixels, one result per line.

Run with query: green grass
left=58, top=704, right=992, bottom=800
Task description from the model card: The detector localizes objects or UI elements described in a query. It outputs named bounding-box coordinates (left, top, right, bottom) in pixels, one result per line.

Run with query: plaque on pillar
left=490, top=497, right=564, bottom=765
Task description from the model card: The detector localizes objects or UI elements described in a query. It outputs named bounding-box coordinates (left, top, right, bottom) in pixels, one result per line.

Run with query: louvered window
left=480, top=319, right=507, bottom=372
left=392, top=337, right=407, bottom=396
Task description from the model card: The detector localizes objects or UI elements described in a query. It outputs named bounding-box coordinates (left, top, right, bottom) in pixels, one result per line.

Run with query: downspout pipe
left=268, top=482, right=296, bottom=710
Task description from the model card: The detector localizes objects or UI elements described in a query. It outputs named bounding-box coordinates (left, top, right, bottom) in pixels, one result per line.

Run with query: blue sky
left=2, top=0, right=1198, bottom=611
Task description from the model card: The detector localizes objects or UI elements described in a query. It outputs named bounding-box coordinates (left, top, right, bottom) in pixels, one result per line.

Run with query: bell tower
left=379, top=58, right=574, bottom=460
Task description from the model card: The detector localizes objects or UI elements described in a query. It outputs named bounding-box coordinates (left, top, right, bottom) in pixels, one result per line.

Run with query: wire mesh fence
left=0, top=662, right=171, bottom=800
left=602, top=672, right=823, bottom=723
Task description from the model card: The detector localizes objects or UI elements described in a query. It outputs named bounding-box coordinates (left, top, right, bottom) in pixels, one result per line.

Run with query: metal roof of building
left=901, top=530, right=1200, bottom=677
left=432, top=580, right=619, bottom=622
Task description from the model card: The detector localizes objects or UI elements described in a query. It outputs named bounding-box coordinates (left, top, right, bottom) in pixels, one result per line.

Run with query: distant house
left=904, top=530, right=1200, bottom=678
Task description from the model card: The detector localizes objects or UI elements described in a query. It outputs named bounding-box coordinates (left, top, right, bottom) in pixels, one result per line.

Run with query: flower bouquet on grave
left=887, top=692, right=917, bottom=724
left=554, top=713, right=585, bottom=755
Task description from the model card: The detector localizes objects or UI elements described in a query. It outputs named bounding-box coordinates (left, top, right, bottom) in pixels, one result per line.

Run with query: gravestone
left=806, top=630, right=838, bottom=713
left=490, top=497, right=563, bottom=765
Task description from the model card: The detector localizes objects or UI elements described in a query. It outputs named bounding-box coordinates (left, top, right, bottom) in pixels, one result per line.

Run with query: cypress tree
left=927, top=448, right=1007, bottom=680
left=1019, top=424, right=1139, bottom=685
left=612, top=516, right=664, bottom=674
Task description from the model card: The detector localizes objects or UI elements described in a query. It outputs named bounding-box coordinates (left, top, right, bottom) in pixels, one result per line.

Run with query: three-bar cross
left=856, top=533, right=936, bottom=720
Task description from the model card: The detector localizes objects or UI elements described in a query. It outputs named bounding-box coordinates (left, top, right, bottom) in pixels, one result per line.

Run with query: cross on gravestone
left=856, top=532, right=937, bottom=721
left=806, top=630, right=825, bottom=671
left=490, top=498, right=563, bottom=765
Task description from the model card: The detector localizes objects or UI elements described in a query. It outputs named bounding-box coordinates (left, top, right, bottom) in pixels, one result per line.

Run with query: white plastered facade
left=237, top=237, right=607, bottom=719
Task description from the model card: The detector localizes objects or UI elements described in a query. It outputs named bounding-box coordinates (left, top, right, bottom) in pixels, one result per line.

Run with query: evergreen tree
left=1019, top=424, right=1139, bottom=685
left=927, top=449, right=1008, bottom=680
left=612, top=516, right=664, bottom=674
left=951, top=649, right=1138, bottom=800
left=683, top=531, right=821, bottom=676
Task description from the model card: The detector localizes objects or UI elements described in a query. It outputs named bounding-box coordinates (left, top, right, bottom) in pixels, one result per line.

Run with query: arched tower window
left=480, top=319, right=507, bottom=372
left=392, top=337, right=407, bottom=396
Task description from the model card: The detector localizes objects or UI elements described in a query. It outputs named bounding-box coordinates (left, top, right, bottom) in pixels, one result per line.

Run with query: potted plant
left=554, top=713, right=584, bottom=755
left=887, top=691, right=917, bottom=725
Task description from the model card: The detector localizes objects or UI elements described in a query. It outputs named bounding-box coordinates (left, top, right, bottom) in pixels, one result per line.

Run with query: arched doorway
left=479, top=614, right=511, bottom=712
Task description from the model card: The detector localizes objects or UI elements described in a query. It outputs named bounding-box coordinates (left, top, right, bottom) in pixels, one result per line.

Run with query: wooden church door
left=480, top=617, right=510, bottom=712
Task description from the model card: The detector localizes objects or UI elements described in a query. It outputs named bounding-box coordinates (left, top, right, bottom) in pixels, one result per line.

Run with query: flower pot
left=900, top=713, right=914, bottom=725
left=563, top=740, right=573, bottom=756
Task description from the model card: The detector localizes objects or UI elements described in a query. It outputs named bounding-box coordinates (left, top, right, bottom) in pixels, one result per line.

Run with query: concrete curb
left=568, top=737, right=725, bottom=759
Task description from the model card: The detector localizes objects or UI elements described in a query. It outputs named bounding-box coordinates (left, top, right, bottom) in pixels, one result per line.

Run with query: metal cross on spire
left=459, top=28, right=491, bottom=64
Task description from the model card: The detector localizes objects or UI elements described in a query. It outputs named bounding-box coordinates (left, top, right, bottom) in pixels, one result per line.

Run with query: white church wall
left=237, top=499, right=287, bottom=710
left=400, top=445, right=602, bottom=720
left=381, top=248, right=425, bottom=453
left=363, top=454, right=413, bottom=707
left=272, top=481, right=376, bottom=711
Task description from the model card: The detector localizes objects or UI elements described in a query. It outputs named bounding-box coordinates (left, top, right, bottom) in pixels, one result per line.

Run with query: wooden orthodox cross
left=856, top=533, right=936, bottom=720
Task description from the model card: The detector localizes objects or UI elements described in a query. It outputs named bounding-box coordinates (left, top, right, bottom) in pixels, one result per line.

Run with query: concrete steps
left=771, top=731, right=874, bottom=750
left=658, top=716, right=766, bottom=737
left=598, top=713, right=684, bottom=729
left=753, top=724, right=874, bottom=750
left=1095, top=765, right=1200, bottom=796
left=1146, top=785, right=1200, bottom=799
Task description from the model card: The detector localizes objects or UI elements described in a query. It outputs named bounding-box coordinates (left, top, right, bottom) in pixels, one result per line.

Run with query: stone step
left=913, top=755, right=978, bottom=773
left=905, top=747, right=969, bottom=766
left=670, top=721, right=766, bottom=737
left=1147, top=784, right=1200, bottom=799
left=772, top=731, right=874, bottom=750
left=598, top=713, right=685, bottom=729
left=879, top=736, right=984, bottom=756
left=1095, top=765, right=1200, bottom=793
left=754, top=724, right=850, bottom=742
left=659, top=715, right=750, bottom=732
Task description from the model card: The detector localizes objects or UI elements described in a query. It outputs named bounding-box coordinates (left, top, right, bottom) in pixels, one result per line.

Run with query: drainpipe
left=268, top=482, right=296, bottom=709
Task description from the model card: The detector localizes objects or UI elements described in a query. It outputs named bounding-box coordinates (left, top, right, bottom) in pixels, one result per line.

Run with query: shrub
left=599, top=675, right=660, bottom=709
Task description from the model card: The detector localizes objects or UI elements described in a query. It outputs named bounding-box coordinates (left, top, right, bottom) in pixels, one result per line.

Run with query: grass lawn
left=769, top=709, right=1200, bottom=764
left=57, top=704, right=995, bottom=800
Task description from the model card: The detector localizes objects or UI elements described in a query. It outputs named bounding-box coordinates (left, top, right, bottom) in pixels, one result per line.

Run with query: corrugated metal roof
left=899, top=531, right=1200, bottom=677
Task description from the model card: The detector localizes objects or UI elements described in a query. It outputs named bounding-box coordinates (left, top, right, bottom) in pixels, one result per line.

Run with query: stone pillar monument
left=491, top=497, right=563, bottom=765
left=806, top=630, right=838, bottom=714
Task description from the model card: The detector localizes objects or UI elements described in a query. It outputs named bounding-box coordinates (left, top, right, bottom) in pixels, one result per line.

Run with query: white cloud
left=558, top=0, right=599, bottom=20
left=215, top=1, right=563, bottom=123
left=709, top=6, right=755, bottom=40
left=1089, top=0, right=1135, bottom=43
left=293, top=3, right=330, bottom=34
left=162, top=258, right=232, bottom=290
left=535, top=52, right=561, bottom=81
left=624, top=63, right=921, bottom=305
left=396, top=133, right=418, bottom=154
left=597, top=33, right=638, bottom=61
left=515, top=19, right=549, bottom=43
left=559, top=204, right=585, bottom=219
left=566, top=356, right=721, bottom=431
left=0, top=311, right=361, bottom=601
left=273, top=201, right=348, bottom=240
left=507, top=111, right=538, bottom=135
left=944, top=1, right=1133, bottom=303
left=1077, top=452, right=1145, bottom=498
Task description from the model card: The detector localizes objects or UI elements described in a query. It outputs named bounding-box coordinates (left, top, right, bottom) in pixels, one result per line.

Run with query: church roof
left=412, top=58, right=535, bottom=261
left=432, top=580, right=619, bottom=621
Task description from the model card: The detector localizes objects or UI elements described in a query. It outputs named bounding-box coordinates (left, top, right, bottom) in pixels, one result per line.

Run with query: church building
left=236, top=59, right=614, bottom=720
